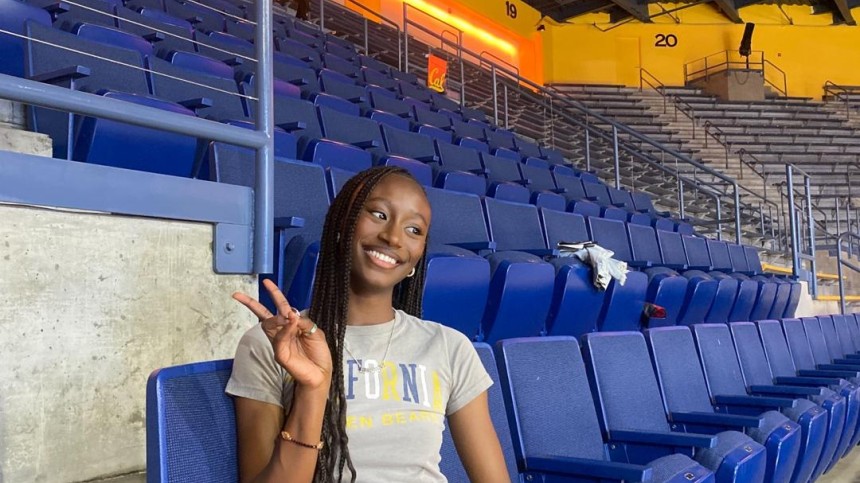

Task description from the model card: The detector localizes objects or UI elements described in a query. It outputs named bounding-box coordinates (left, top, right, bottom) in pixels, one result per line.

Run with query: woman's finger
left=232, top=292, right=274, bottom=321
left=262, top=279, right=296, bottom=318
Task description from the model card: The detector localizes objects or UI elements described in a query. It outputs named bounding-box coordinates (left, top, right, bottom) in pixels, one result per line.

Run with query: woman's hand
left=233, top=279, right=333, bottom=390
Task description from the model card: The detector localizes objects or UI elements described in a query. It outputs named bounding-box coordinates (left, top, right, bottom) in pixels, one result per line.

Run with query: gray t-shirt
left=226, top=309, right=492, bottom=482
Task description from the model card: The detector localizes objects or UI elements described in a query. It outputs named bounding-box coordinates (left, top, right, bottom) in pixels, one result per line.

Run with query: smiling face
left=349, top=174, right=431, bottom=297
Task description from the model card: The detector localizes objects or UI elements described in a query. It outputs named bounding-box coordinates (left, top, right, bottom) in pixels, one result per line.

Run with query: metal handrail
left=479, top=51, right=519, bottom=80
left=835, top=231, right=860, bottom=314
left=763, top=58, right=788, bottom=97
left=823, top=80, right=860, bottom=120
left=337, top=0, right=403, bottom=70
left=638, top=68, right=669, bottom=114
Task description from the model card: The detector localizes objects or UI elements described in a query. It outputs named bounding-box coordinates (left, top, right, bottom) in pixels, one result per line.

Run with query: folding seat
left=207, top=143, right=329, bottom=309
left=460, top=105, right=488, bottom=124
left=430, top=142, right=486, bottom=195
left=324, top=41, right=356, bottom=62
left=366, top=90, right=412, bottom=119
left=682, top=236, right=757, bottom=323
left=780, top=318, right=860, bottom=465
left=396, top=80, right=432, bottom=102
left=360, top=66, right=397, bottom=90
left=28, top=0, right=117, bottom=31
left=708, top=240, right=777, bottom=321
left=375, top=156, right=432, bottom=187
left=486, top=129, right=516, bottom=152
left=146, top=359, right=238, bottom=482
left=497, top=337, right=715, bottom=483
left=745, top=246, right=800, bottom=319
left=317, top=106, right=384, bottom=155
left=456, top=137, right=489, bottom=153
left=439, top=343, right=519, bottom=482
left=631, top=192, right=673, bottom=218
left=422, top=188, right=492, bottom=339
left=513, top=137, right=542, bottom=159
left=223, top=19, right=256, bottom=42
left=656, top=231, right=736, bottom=324
left=285, top=26, right=323, bottom=49
left=25, top=22, right=151, bottom=158
left=728, top=322, right=831, bottom=483
left=540, top=210, right=608, bottom=338
left=380, top=126, right=438, bottom=163
left=322, top=52, right=360, bottom=78
left=303, top=139, right=372, bottom=174
left=318, top=70, right=367, bottom=107
left=629, top=224, right=717, bottom=326
left=369, top=111, right=410, bottom=132
left=479, top=153, right=528, bottom=189
left=831, top=314, right=860, bottom=360
left=115, top=7, right=197, bottom=56
left=608, top=187, right=638, bottom=212
left=583, top=181, right=613, bottom=207
left=490, top=147, right=519, bottom=161
left=582, top=331, right=768, bottom=483
left=73, top=91, right=198, bottom=176
left=148, top=52, right=248, bottom=121
left=412, top=106, right=452, bottom=130
left=672, top=325, right=803, bottom=483
left=451, top=119, right=488, bottom=143
left=728, top=244, right=790, bottom=320
left=415, top=125, right=452, bottom=145
left=194, top=31, right=254, bottom=65
left=0, top=0, right=51, bottom=77
left=540, top=145, right=566, bottom=165
left=312, top=90, right=360, bottom=116
left=817, top=315, right=860, bottom=365
left=517, top=163, right=566, bottom=209
left=587, top=217, right=668, bottom=331
left=478, top=198, right=555, bottom=341
left=429, top=92, right=460, bottom=112
left=164, top=0, right=225, bottom=34
left=275, top=37, right=321, bottom=69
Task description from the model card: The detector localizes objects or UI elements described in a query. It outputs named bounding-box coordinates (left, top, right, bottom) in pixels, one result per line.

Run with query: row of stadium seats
left=149, top=314, right=860, bottom=483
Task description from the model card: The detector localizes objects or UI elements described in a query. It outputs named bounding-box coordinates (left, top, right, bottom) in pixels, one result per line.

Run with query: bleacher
left=3, top=0, right=860, bottom=480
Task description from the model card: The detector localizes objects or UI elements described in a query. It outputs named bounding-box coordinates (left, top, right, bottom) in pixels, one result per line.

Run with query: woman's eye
left=407, top=226, right=423, bottom=235
left=370, top=210, right=386, bottom=220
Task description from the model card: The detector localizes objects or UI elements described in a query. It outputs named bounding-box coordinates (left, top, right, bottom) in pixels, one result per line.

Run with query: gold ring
left=304, top=323, right=318, bottom=336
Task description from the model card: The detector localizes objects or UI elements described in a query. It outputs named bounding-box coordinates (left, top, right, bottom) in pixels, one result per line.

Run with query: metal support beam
left=712, top=0, right=744, bottom=23
left=254, top=0, right=275, bottom=274
left=832, top=0, right=857, bottom=25
left=606, top=0, right=651, bottom=22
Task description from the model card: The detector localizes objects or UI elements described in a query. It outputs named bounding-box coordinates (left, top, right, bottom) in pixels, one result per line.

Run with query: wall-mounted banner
left=427, top=54, right=448, bottom=93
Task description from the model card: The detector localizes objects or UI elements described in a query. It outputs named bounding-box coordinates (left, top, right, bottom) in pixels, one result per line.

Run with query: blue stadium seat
left=25, top=21, right=151, bottom=158
left=29, top=0, right=117, bottom=31
left=539, top=210, right=606, bottom=338
left=496, top=337, right=715, bottom=483
left=685, top=325, right=803, bottom=483
left=480, top=198, right=554, bottom=341
left=779, top=318, right=860, bottom=470
left=275, top=36, right=321, bottom=69
left=682, top=236, right=757, bottom=323
left=317, top=106, right=384, bottom=155
left=0, top=0, right=51, bottom=77
left=360, top=66, right=397, bottom=90
left=582, top=331, right=768, bottom=483
left=146, top=359, right=237, bottom=483
left=380, top=126, right=438, bottom=162
left=729, top=322, right=830, bottom=483
left=439, top=343, right=519, bottom=482
left=366, top=89, right=412, bottom=118
left=708, top=240, right=777, bottom=321
left=513, top=137, right=542, bottom=159
left=413, top=107, right=453, bottom=130
left=322, top=52, right=359, bottom=78
left=73, top=91, right=198, bottom=177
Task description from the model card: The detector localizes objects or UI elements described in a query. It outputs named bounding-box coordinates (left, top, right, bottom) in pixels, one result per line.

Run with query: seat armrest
left=775, top=375, right=842, bottom=386
left=818, top=363, right=860, bottom=373
left=714, top=394, right=797, bottom=409
left=749, top=384, right=824, bottom=397
left=352, top=139, right=379, bottom=149
left=31, top=65, right=91, bottom=83
left=274, top=216, right=305, bottom=229
left=841, top=354, right=860, bottom=360
left=178, top=97, right=214, bottom=110
left=520, top=248, right=559, bottom=257
left=802, top=368, right=859, bottom=378
left=416, top=155, right=440, bottom=163
left=525, top=455, right=651, bottom=482
left=143, top=31, right=166, bottom=43
left=43, top=1, right=69, bottom=15
left=609, top=429, right=716, bottom=449
left=670, top=411, right=762, bottom=429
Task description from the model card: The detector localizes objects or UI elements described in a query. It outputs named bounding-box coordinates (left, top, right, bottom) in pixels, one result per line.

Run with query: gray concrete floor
left=83, top=472, right=144, bottom=483
left=819, top=447, right=860, bottom=482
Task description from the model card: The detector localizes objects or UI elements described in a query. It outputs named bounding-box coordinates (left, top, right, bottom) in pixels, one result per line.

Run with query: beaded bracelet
left=280, top=430, right=324, bottom=450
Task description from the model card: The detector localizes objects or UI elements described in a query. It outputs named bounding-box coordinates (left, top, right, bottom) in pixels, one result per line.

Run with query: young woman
left=226, top=166, right=508, bottom=482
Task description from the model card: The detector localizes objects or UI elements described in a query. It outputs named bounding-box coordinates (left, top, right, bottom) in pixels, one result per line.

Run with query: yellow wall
left=544, top=4, right=860, bottom=98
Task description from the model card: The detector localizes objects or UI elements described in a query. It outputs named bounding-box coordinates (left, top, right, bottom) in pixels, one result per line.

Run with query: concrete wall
left=0, top=203, right=257, bottom=482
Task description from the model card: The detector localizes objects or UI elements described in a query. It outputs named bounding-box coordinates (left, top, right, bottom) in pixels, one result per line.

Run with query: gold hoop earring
left=407, top=267, right=416, bottom=278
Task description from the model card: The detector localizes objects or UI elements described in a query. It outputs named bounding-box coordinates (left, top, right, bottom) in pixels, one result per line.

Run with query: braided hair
left=307, top=166, right=429, bottom=482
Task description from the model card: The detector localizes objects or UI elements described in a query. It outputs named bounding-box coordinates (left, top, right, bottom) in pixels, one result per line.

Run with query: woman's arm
left=232, top=280, right=333, bottom=483
left=448, top=391, right=509, bottom=482
left=236, top=384, right=328, bottom=483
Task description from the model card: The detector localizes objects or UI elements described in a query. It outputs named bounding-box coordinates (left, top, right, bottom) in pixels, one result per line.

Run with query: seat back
left=318, top=106, right=383, bottom=152
left=440, top=343, right=519, bottom=481
left=656, top=231, right=688, bottom=270
left=483, top=198, right=547, bottom=252
left=381, top=125, right=437, bottom=162
left=553, top=174, right=587, bottom=201
left=781, top=318, right=819, bottom=371
left=148, top=54, right=247, bottom=121
left=833, top=315, right=859, bottom=354
left=645, top=327, right=716, bottom=414
left=583, top=182, right=611, bottom=207
left=582, top=332, right=672, bottom=433
left=480, top=153, right=524, bottom=185
left=540, top=210, right=588, bottom=248
left=682, top=236, right=712, bottom=271
left=757, top=320, right=801, bottom=378
left=425, top=188, right=490, bottom=248
left=817, top=315, right=847, bottom=359
left=519, top=163, right=558, bottom=192
left=691, top=324, right=750, bottom=398
left=729, top=322, right=777, bottom=387
left=627, top=223, right=662, bottom=267
left=706, top=240, right=733, bottom=272
left=728, top=244, right=751, bottom=274
left=146, top=359, right=237, bottom=483
left=0, top=0, right=51, bottom=77
left=587, top=217, right=632, bottom=262
left=744, top=246, right=764, bottom=275
left=498, top=337, right=607, bottom=467
left=800, top=317, right=837, bottom=366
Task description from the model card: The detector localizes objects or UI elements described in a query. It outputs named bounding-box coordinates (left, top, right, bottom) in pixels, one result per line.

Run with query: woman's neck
left=346, top=290, right=395, bottom=326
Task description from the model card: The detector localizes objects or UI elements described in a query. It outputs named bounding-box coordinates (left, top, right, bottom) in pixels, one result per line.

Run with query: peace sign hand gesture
left=233, top=279, right=333, bottom=390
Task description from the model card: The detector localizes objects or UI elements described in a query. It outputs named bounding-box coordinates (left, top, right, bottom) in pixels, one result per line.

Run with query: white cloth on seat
left=557, top=241, right=628, bottom=290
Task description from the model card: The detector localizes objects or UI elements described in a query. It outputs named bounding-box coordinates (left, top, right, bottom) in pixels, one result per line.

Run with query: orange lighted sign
left=427, top=54, right=448, bottom=93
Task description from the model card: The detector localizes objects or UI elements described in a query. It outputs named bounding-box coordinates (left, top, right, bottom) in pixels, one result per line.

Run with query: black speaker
left=739, top=23, right=755, bottom=57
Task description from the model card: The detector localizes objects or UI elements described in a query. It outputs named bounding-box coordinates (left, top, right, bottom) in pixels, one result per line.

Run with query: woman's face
left=350, top=174, right=431, bottom=295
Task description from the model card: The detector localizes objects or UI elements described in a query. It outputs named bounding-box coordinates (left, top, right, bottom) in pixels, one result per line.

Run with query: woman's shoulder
left=397, top=310, right=472, bottom=346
